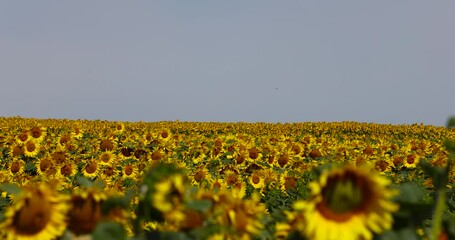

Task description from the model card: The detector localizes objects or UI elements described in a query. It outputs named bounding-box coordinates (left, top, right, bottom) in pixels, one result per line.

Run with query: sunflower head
left=0, top=184, right=68, bottom=240
left=293, top=166, right=399, bottom=240
left=68, top=188, right=107, bottom=235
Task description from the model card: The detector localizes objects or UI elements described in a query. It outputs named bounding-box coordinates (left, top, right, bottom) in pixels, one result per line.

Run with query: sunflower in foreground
left=0, top=184, right=68, bottom=240
left=290, top=166, right=399, bottom=240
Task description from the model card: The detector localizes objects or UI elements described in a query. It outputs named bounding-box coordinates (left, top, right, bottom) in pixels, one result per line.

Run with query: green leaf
left=92, top=221, right=126, bottom=240
left=446, top=116, right=455, bottom=128
left=378, top=228, right=421, bottom=240
left=186, top=199, right=212, bottom=212
left=0, top=183, right=21, bottom=195
left=394, top=183, right=425, bottom=204
left=75, top=175, right=93, bottom=188
left=419, top=159, right=448, bottom=189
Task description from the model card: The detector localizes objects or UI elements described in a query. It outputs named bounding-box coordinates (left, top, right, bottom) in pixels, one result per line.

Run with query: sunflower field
left=0, top=116, right=455, bottom=240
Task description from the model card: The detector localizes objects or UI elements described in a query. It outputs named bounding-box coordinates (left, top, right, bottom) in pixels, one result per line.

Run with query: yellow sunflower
left=157, top=128, right=172, bottom=143
left=190, top=167, right=211, bottom=186
left=24, top=140, right=40, bottom=158
left=56, top=162, right=77, bottom=179
left=122, top=163, right=139, bottom=179
left=249, top=171, right=265, bottom=190
left=8, top=159, right=25, bottom=177
left=98, top=150, right=116, bottom=166
left=293, top=166, right=398, bottom=240
left=152, top=174, right=186, bottom=213
left=35, top=155, right=55, bottom=178
left=82, top=160, right=100, bottom=179
left=28, top=126, right=46, bottom=143
left=16, top=131, right=29, bottom=145
left=0, top=184, right=68, bottom=240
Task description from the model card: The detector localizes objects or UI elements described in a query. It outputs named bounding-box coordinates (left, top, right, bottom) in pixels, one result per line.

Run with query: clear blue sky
left=1, top=1, right=454, bottom=126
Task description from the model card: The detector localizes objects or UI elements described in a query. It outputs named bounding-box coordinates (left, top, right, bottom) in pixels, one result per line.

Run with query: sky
left=1, top=1, right=454, bottom=126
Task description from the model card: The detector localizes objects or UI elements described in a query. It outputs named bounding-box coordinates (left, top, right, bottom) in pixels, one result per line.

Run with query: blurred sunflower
left=190, top=167, right=211, bottom=186
left=294, top=166, right=398, bottom=240
left=0, top=184, right=68, bottom=240
left=67, top=188, right=107, bottom=236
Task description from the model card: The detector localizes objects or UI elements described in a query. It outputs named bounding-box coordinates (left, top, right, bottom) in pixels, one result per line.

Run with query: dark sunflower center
left=69, top=195, right=103, bottom=235
left=161, top=131, right=169, bottom=138
left=284, top=177, right=297, bottom=190
left=26, top=142, right=36, bottom=152
left=324, top=178, right=364, bottom=214
left=104, top=167, right=114, bottom=176
left=151, top=151, right=162, bottom=161
left=61, top=164, right=73, bottom=176
left=18, top=133, right=28, bottom=142
left=13, top=190, right=51, bottom=234
left=252, top=175, right=260, bottom=184
left=100, top=140, right=114, bottom=151
left=235, top=155, right=245, bottom=165
left=11, top=162, right=21, bottom=174
left=31, top=127, right=43, bottom=138
left=194, top=171, right=205, bottom=182
left=407, top=155, right=416, bottom=164
left=100, top=154, right=111, bottom=163
left=124, top=164, right=133, bottom=176
left=12, top=146, right=24, bottom=157
left=40, top=159, right=51, bottom=172
left=249, top=148, right=259, bottom=159
left=85, top=163, right=97, bottom=174
left=278, top=155, right=289, bottom=167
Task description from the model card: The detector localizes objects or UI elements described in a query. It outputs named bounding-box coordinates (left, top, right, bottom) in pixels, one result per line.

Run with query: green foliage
left=92, top=222, right=127, bottom=240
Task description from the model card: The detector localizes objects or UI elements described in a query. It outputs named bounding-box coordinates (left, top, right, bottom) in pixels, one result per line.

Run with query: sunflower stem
left=430, top=187, right=446, bottom=240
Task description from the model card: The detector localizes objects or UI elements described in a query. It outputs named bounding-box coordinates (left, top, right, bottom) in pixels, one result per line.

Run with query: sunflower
left=190, top=167, right=211, bottom=186
left=35, top=156, right=55, bottom=178
left=121, top=163, right=139, bottom=179
left=113, top=122, right=125, bottom=135
left=293, top=166, right=398, bottom=240
left=29, top=126, right=46, bottom=143
left=157, top=128, right=172, bottom=143
left=279, top=171, right=299, bottom=194
left=16, top=131, right=29, bottom=145
left=403, top=153, right=419, bottom=169
left=217, top=191, right=267, bottom=239
left=152, top=174, right=186, bottom=214
left=9, top=144, right=24, bottom=158
left=210, top=178, right=228, bottom=191
left=0, top=184, right=68, bottom=240
left=67, top=188, right=107, bottom=236
left=24, top=140, right=40, bottom=158
left=249, top=171, right=265, bottom=190
left=8, top=159, right=25, bottom=177
left=82, top=160, right=100, bottom=179
left=98, top=151, right=115, bottom=166
left=56, top=162, right=77, bottom=179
